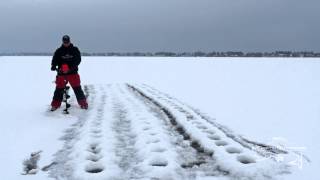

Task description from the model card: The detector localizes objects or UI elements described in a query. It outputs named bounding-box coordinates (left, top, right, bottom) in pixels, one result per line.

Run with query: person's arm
left=51, top=49, right=59, bottom=71
left=74, top=47, right=81, bottom=66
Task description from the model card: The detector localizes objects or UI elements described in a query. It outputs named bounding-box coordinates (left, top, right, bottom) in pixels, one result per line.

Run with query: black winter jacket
left=51, top=43, right=81, bottom=75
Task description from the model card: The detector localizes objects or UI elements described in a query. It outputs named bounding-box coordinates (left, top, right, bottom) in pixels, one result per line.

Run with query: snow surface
left=0, top=56, right=319, bottom=180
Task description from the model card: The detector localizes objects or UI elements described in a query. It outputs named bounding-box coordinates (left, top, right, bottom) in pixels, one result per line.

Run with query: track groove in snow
left=47, top=84, right=294, bottom=180
left=127, top=84, right=229, bottom=178
left=139, top=84, right=289, bottom=156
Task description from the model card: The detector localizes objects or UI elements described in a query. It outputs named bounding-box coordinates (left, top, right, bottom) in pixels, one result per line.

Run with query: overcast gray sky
left=0, top=0, right=319, bottom=53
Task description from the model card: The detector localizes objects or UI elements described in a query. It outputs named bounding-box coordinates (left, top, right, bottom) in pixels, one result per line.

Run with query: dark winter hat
left=62, top=35, right=70, bottom=43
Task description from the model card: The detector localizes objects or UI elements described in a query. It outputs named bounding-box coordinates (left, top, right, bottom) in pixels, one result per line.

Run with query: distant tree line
left=1, top=51, right=320, bottom=57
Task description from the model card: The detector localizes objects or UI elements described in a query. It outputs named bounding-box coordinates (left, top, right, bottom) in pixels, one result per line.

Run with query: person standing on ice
left=50, top=35, right=88, bottom=111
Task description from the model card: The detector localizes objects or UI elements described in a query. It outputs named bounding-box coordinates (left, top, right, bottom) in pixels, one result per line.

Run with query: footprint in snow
left=192, top=121, right=202, bottom=125
left=237, top=155, right=256, bottom=164
left=208, top=135, right=221, bottom=140
left=87, top=144, right=102, bottom=154
left=91, top=134, right=103, bottom=138
left=197, top=125, right=208, bottom=130
left=225, top=147, right=243, bottom=154
left=149, top=132, right=158, bottom=136
left=143, top=127, right=151, bottom=131
left=91, top=129, right=102, bottom=134
left=149, top=157, right=168, bottom=167
left=86, top=154, right=103, bottom=162
left=151, top=147, right=167, bottom=153
left=147, top=139, right=161, bottom=144
left=215, top=140, right=229, bottom=146
left=204, top=130, right=216, bottom=135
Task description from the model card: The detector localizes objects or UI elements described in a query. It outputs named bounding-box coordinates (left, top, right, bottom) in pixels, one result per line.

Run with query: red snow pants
left=51, top=73, right=87, bottom=108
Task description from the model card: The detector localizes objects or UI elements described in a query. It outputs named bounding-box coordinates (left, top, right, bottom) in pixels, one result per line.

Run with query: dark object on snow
left=22, top=151, right=42, bottom=175
left=63, top=85, right=71, bottom=114
left=41, top=162, right=58, bottom=172
left=51, top=73, right=71, bottom=114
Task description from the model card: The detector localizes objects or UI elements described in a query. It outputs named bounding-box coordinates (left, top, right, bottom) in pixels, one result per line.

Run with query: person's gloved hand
left=51, top=66, right=57, bottom=71
left=61, top=64, right=70, bottom=74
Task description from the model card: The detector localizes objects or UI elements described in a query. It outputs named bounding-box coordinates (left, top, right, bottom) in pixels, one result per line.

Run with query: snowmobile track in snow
left=47, top=84, right=292, bottom=180
left=127, top=84, right=292, bottom=179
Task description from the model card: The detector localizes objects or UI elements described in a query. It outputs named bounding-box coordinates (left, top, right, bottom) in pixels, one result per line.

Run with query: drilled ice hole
left=85, top=163, right=104, bottom=173
left=226, top=147, right=242, bottom=154
left=237, top=155, right=256, bottom=164
left=215, top=140, right=228, bottom=146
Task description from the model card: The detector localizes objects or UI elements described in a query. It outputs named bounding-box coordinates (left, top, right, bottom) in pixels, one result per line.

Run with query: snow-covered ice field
left=0, top=56, right=319, bottom=180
